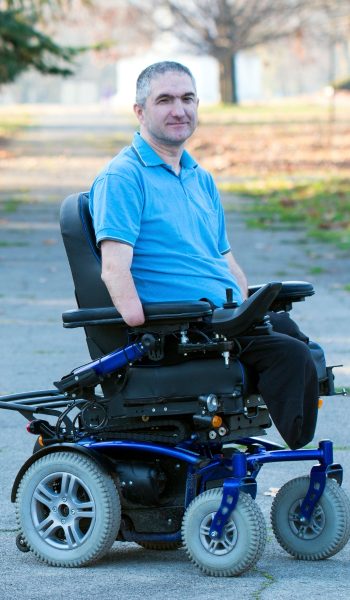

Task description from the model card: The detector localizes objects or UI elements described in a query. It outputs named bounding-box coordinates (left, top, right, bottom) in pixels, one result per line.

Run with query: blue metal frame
left=77, top=437, right=343, bottom=543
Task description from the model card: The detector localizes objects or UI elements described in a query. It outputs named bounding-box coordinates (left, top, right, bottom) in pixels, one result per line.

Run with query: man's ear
left=133, top=103, right=144, bottom=124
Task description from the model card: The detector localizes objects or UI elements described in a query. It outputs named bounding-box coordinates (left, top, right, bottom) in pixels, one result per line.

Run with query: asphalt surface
left=0, top=107, right=349, bottom=600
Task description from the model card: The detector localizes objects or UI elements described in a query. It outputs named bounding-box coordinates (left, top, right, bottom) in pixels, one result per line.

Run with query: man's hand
left=101, top=240, right=145, bottom=327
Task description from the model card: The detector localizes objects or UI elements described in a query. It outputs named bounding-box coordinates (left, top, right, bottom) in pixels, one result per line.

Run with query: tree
left=0, top=10, right=79, bottom=83
left=0, top=1, right=87, bottom=84
left=298, top=0, right=350, bottom=83
left=131, top=0, right=350, bottom=103
left=128, top=0, right=303, bottom=103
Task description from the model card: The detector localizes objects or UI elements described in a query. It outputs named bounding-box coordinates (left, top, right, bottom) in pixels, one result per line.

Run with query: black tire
left=15, top=451, right=121, bottom=567
left=182, top=488, right=266, bottom=576
left=271, top=476, right=350, bottom=560
left=16, top=533, right=30, bottom=553
left=137, top=541, right=182, bottom=551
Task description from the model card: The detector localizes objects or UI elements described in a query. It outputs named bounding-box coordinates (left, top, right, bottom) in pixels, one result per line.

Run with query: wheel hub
left=288, top=499, right=325, bottom=540
left=199, top=511, right=238, bottom=555
left=30, top=471, right=96, bottom=550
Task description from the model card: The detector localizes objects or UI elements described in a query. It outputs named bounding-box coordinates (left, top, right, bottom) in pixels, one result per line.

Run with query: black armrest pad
left=249, top=281, right=314, bottom=306
left=62, top=300, right=213, bottom=328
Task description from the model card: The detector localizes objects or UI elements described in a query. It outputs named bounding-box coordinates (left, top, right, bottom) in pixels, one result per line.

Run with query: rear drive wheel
left=16, top=451, right=121, bottom=566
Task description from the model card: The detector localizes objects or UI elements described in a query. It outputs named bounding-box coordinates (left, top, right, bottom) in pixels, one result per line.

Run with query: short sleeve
left=90, top=173, right=144, bottom=247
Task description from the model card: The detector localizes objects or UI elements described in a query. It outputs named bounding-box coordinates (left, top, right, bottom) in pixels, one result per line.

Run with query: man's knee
left=275, top=333, right=313, bottom=366
left=269, top=311, right=309, bottom=343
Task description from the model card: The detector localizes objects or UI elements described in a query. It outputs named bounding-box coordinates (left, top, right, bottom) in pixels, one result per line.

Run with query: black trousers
left=236, top=312, right=319, bottom=450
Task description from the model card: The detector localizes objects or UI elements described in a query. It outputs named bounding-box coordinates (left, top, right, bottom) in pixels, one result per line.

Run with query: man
left=89, top=61, right=319, bottom=449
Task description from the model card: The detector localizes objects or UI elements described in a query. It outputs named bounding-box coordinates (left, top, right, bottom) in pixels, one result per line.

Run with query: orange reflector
left=211, top=415, right=223, bottom=428
left=38, top=435, right=44, bottom=447
left=318, top=398, right=323, bottom=408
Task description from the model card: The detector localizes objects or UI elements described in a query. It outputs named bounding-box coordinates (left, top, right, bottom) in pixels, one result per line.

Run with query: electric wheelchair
left=1, top=192, right=349, bottom=576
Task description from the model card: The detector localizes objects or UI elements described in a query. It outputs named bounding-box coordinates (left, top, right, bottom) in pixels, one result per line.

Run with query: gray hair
left=135, top=61, right=197, bottom=106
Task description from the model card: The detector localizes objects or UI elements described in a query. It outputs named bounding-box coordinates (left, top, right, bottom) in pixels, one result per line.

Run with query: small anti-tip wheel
left=182, top=488, right=266, bottom=577
left=16, top=451, right=121, bottom=567
left=16, top=533, right=30, bottom=553
left=137, top=541, right=182, bottom=551
left=271, top=475, right=350, bottom=560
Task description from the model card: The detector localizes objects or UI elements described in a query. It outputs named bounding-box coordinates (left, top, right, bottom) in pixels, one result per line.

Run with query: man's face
left=134, top=71, right=199, bottom=147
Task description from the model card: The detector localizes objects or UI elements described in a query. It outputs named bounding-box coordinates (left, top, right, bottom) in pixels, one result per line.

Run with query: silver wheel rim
left=288, top=499, right=325, bottom=540
left=30, top=471, right=96, bottom=550
left=199, top=511, right=238, bottom=555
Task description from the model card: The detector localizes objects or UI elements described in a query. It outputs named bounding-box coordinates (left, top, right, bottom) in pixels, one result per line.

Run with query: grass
left=219, top=177, right=350, bottom=251
left=188, top=97, right=350, bottom=253
left=0, top=240, right=29, bottom=247
left=0, top=112, right=31, bottom=139
left=199, top=99, right=348, bottom=124
left=253, top=570, right=276, bottom=600
left=0, top=197, right=22, bottom=213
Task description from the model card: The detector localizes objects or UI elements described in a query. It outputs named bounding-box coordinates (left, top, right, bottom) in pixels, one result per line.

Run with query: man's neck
left=140, top=131, right=183, bottom=175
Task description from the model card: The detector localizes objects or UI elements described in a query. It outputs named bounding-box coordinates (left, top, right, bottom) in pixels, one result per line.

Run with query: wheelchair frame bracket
left=209, top=452, right=248, bottom=539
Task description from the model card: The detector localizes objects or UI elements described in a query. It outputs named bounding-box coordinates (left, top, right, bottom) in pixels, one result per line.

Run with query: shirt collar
left=132, top=132, right=197, bottom=170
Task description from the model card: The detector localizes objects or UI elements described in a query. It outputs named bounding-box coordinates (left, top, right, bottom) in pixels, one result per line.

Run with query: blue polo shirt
left=89, top=133, right=243, bottom=306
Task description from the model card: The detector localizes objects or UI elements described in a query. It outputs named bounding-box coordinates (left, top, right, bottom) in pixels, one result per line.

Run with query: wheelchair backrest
left=60, top=192, right=127, bottom=358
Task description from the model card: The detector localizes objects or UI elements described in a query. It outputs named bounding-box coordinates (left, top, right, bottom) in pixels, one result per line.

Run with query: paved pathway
left=0, top=106, right=349, bottom=600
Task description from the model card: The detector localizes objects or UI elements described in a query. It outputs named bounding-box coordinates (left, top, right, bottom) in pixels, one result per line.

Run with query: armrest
left=62, top=300, right=213, bottom=329
left=248, top=280, right=314, bottom=311
left=211, top=282, right=283, bottom=337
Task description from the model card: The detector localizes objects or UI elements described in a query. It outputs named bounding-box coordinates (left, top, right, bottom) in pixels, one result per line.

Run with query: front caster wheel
left=182, top=488, right=266, bottom=577
left=271, top=476, right=350, bottom=560
left=15, top=451, right=121, bottom=567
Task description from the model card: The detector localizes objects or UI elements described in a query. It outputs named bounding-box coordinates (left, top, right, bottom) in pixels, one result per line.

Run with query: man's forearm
left=225, top=251, right=248, bottom=300
left=101, top=240, right=145, bottom=327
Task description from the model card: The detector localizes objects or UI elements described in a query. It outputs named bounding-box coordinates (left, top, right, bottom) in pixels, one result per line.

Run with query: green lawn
left=192, top=98, right=350, bottom=252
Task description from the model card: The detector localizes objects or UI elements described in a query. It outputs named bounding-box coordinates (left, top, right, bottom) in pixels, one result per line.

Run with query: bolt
left=210, top=531, right=218, bottom=538
left=52, top=507, right=57, bottom=512
left=61, top=519, right=66, bottom=525
left=71, top=510, right=75, bottom=515
left=128, top=481, right=133, bottom=486
left=62, top=497, right=67, bottom=502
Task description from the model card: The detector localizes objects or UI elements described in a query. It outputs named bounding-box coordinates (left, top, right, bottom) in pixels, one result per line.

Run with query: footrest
left=62, top=300, right=213, bottom=329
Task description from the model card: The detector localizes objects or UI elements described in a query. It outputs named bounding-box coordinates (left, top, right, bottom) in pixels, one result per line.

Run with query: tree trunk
left=219, top=53, right=238, bottom=104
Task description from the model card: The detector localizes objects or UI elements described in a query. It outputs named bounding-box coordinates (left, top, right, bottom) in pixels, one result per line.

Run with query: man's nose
left=170, top=99, right=186, bottom=117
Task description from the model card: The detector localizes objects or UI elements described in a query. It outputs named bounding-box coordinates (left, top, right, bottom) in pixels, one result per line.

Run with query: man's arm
left=224, top=251, right=248, bottom=300
left=100, top=240, right=145, bottom=327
